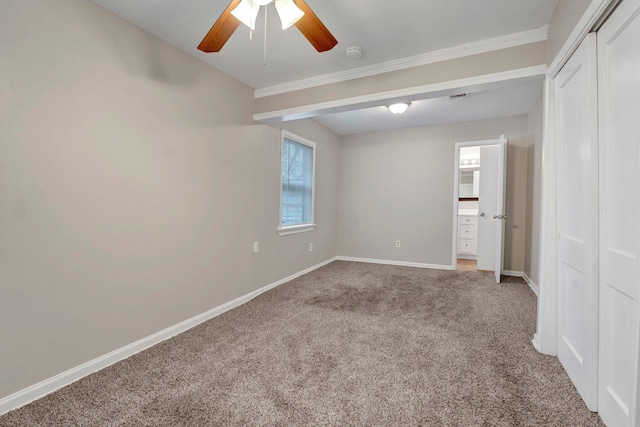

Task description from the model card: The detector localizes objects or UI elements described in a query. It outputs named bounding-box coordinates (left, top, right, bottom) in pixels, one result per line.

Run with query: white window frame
left=278, top=130, right=317, bottom=236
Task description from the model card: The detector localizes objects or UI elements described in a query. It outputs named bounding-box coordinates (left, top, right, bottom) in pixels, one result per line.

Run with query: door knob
left=493, top=214, right=507, bottom=219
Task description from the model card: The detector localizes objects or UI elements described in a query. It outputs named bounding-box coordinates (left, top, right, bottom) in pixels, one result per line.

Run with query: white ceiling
left=314, top=80, right=544, bottom=135
left=89, top=0, right=558, bottom=134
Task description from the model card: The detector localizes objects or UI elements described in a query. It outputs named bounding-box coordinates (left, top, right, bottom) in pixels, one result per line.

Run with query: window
left=278, top=131, right=316, bottom=235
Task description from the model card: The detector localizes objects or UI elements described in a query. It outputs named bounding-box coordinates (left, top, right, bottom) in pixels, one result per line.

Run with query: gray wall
left=337, top=115, right=530, bottom=272
left=524, top=99, right=544, bottom=286
left=0, top=0, right=339, bottom=399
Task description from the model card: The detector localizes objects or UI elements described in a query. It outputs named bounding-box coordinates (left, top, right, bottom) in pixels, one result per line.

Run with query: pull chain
left=263, top=5, right=268, bottom=65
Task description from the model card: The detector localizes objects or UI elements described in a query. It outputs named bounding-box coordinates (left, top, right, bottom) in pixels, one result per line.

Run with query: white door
left=477, top=145, right=498, bottom=272
left=597, top=0, right=640, bottom=424
left=476, top=140, right=507, bottom=283
left=554, top=33, right=599, bottom=411
left=494, top=136, right=507, bottom=283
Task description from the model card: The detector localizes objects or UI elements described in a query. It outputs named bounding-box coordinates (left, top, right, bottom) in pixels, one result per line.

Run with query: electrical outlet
left=253, top=241, right=259, bottom=253
left=395, top=240, right=401, bottom=248
left=309, top=243, right=314, bottom=252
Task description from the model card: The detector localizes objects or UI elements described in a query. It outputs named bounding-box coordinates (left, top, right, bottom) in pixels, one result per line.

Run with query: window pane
left=281, top=137, right=313, bottom=225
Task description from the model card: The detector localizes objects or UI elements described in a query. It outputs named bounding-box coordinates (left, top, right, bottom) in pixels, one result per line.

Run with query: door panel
left=477, top=145, right=499, bottom=272
left=598, top=0, right=640, bottom=423
left=494, top=136, right=507, bottom=283
left=555, top=33, right=599, bottom=411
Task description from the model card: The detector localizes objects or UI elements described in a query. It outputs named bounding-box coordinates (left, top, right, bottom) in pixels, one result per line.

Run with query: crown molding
left=254, top=26, right=549, bottom=99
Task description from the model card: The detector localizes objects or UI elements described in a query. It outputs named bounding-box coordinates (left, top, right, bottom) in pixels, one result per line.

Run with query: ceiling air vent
left=449, top=93, right=468, bottom=100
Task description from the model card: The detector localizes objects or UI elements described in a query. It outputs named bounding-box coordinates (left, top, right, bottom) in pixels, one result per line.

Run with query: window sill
left=278, top=224, right=316, bottom=236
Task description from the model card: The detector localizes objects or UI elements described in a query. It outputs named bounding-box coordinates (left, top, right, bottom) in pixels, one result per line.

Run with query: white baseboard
left=0, top=257, right=338, bottom=416
left=502, top=270, right=524, bottom=277
left=336, top=256, right=454, bottom=271
left=532, top=333, right=541, bottom=352
left=522, top=273, right=539, bottom=297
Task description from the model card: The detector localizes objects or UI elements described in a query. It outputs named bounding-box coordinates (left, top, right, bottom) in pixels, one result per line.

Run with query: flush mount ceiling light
left=388, top=103, right=410, bottom=115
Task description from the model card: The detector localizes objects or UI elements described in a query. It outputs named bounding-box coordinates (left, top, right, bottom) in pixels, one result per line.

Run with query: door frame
left=451, top=137, right=505, bottom=277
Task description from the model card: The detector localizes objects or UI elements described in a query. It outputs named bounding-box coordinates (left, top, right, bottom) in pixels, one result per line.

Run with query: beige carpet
left=0, top=261, right=604, bottom=426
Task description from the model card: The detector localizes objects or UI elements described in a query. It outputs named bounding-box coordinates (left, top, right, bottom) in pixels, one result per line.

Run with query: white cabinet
left=457, top=215, right=477, bottom=258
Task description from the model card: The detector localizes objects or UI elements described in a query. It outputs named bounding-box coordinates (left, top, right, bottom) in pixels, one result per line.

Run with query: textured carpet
left=0, top=261, right=604, bottom=426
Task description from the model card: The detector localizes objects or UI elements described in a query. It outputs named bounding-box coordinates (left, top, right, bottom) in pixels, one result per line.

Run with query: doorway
left=456, top=145, right=481, bottom=272
left=452, top=137, right=507, bottom=282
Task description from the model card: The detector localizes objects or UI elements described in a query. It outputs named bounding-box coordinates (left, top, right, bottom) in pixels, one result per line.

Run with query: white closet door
left=597, top=0, right=640, bottom=424
left=555, top=33, right=599, bottom=411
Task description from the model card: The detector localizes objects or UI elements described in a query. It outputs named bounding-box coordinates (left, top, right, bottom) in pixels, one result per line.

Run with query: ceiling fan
left=198, top=0, right=338, bottom=53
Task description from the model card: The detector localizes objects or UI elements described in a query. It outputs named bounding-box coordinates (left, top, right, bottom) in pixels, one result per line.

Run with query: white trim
left=547, top=0, right=614, bottom=77
left=523, top=273, right=540, bottom=297
left=532, top=333, right=542, bottom=352
left=0, top=257, right=338, bottom=416
left=336, top=256, right=454, bottom=271
left=452, top=145, right=462, bottom=268
left=253, top=65, right=548, bottom=123
left=255, top=26, right=549, bottom=98
left=503, top=270, right=524, bottom=277
left=536, top=76, right=558, bottom=357
left=277, top=223, right=316, bottom=236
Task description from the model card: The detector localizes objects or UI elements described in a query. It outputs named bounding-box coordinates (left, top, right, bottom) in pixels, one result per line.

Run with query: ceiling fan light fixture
left=231, top=0, right=261, bottom=30
left=388, top=102, right=410, bottom=115
left=198, top=0, right=337, bottom=54
left=274, top=0, right=305, bottom=29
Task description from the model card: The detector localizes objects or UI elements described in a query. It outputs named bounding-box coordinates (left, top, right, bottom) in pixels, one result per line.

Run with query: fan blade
left=198, top=0, right=243, bottom=52
left=292, top=0, right=338, bottom=52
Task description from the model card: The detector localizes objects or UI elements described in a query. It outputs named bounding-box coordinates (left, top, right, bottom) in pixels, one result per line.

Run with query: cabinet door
left=460, top=216, right=476, bottom=225
left=458, top=239, right=476, bottom=255
left=459, top=225, right=475, bottom=240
